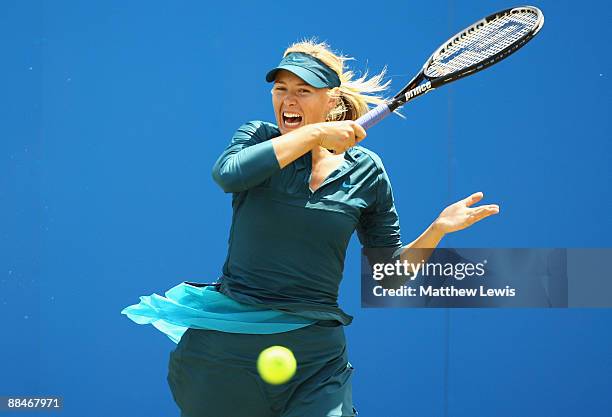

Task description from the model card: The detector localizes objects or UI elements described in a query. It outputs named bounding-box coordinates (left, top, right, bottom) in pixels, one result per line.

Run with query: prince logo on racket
left=404, top=81, right=432, bottom=101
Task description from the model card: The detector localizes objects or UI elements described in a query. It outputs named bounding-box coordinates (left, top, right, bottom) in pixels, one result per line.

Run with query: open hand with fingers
left=433, top=192, right=499, bottom=235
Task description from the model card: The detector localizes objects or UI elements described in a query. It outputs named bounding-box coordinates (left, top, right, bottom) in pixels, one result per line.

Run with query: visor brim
left=265, top=65, right=328, bottom=88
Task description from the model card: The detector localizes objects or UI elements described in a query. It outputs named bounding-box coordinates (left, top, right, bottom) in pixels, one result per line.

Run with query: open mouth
left=282, top=111, right=303, bottom=128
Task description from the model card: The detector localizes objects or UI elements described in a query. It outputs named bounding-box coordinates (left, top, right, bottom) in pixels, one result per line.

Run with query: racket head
left=363, top=6, right=544, bottom=129
left=423, top=6, right=544, bottom=82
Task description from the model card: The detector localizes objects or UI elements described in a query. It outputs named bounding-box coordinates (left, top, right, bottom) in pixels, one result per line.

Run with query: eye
left=297, top=88, right=311, bottom=96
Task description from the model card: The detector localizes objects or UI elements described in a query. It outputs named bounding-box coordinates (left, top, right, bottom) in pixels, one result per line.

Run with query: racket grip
left=356, top=103, right=391, bottom=130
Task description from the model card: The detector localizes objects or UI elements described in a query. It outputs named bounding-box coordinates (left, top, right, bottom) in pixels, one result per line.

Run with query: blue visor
left=265, top=52, right=341, bottom=88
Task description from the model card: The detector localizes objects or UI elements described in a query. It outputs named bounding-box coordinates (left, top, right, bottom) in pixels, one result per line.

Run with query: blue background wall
left=1, top=0, right=610, bottom=416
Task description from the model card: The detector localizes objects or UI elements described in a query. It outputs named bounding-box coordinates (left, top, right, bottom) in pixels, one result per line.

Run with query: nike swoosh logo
left=340, top=180, right=355, bottom=191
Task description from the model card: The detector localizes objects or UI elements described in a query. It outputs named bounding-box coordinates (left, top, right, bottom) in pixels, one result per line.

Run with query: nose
left=283, top=94, right=298, bottom=107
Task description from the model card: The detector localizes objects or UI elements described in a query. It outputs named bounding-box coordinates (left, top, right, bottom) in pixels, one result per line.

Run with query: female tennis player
left=122, top=40, right=499, bottom=417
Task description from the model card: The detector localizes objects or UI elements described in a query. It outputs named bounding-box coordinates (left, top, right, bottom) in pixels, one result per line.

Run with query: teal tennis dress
left=121, top=120, right=403, bottom=417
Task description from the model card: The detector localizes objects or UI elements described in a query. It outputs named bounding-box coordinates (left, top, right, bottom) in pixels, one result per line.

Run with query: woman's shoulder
left=350, top=145, right=387, bottom=175
left=233, top=120, right=281, bottom=142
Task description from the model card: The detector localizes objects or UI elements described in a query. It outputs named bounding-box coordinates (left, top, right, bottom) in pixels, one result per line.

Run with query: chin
left=278, top=122, right=304, bottom=135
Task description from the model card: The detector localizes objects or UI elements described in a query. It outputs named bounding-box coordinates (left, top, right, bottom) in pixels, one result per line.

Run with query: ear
left=326, top=88, right=340, bottom=112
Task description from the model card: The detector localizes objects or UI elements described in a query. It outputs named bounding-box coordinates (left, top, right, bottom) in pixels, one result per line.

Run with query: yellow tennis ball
left=257, top=345, right=297, bottom=385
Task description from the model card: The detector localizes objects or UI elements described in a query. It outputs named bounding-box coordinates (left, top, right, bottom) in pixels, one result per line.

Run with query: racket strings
left=426, top=10, right=539, bottom=78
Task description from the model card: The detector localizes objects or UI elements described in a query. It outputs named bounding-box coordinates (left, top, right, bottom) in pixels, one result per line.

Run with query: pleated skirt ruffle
left=121, top=282, right=316, bottom=343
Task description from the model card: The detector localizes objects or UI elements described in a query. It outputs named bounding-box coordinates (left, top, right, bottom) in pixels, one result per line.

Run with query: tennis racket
left=356, top=5, right=544, bottom=130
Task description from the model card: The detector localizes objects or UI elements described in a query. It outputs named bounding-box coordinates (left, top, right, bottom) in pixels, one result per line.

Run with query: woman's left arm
left=399, top=192, right=499, bottom=269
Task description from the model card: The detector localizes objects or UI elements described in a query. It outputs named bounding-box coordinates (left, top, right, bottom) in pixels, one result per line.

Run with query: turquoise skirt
left=121, top=282, right=317, bottom=344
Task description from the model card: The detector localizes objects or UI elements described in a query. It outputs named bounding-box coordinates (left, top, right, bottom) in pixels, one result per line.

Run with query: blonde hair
left=283, top=39, right=391, bottom=121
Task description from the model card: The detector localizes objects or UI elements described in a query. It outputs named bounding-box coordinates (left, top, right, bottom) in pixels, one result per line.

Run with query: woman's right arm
left=271, top=121, right=366, bottom=168
left=213, top=121, right=366, bottom=193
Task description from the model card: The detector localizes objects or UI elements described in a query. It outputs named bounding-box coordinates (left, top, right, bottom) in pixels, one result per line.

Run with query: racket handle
left=356, top=103, right=391, bottom=130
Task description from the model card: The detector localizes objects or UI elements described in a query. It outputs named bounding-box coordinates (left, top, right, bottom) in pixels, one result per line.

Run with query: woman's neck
left=311, top=146, right=343, bottom=166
